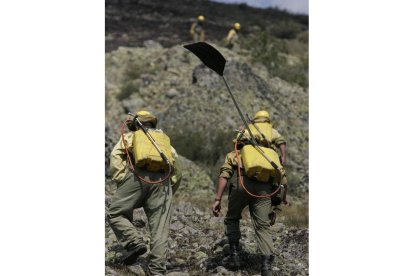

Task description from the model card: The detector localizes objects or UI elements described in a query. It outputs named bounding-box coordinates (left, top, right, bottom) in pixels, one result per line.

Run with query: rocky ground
left=105, top=202, right=308, bottom=276
left=105, top=156, right=308, bottom=276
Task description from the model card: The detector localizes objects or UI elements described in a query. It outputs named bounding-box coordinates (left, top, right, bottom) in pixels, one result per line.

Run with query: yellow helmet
left=136, top=110, right=158, bottom=127
left=234, top=22, right=241, bottom=30
left=198, top=15, right=205, bottom=22
left=253, top=110, right=270, bottom=121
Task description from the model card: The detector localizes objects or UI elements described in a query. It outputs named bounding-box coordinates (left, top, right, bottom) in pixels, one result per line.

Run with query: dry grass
left=278, top=197, right=308, bottom=227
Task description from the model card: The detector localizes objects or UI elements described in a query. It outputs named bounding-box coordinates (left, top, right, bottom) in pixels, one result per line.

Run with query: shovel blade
left=183, top=42, right=226, bottom=76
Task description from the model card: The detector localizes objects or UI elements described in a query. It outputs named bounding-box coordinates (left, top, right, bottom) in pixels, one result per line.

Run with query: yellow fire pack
left=247, top=122, right=272, bottom=145
left=241, top=145, right=283, bottom=182
left=132, top=129, right=173, bottom=172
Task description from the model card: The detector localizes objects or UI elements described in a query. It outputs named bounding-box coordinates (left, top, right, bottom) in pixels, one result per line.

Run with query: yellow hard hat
left=136, top=110, right=151, bottom=116
left=198, top=15, right=205, bottom=22
left=136, top=110, right=158, bottom=127
left=234, top=22, right=241, bottom=30
left=254, top=110, right=270, bottom=121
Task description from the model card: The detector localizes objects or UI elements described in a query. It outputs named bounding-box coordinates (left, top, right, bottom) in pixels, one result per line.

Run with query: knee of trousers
left=108, top=199, right=135, bottom=217
left=107, top=206, right=123, bottom=218
left=252, top=217, right=271, bottom=231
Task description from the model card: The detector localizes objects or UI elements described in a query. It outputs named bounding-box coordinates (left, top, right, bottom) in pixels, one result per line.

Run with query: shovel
left=183, top=42, right=281, bottom=172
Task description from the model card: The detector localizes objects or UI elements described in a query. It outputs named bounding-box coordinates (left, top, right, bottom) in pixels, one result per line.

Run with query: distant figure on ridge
left=190, top=15, right=205, bottom=42
left=225, top=22, right=241, bottom=50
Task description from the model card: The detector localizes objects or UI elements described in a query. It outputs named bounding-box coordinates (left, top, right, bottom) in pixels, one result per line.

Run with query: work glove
left=212, top=200, right=221, bottom=217
left=269, top=205, right=280, bottom=226
left=127, top=116, right=138, bottom=131
left=269, top=194, right=282, bottom=225
left=271, top=195, right=282, bottom=206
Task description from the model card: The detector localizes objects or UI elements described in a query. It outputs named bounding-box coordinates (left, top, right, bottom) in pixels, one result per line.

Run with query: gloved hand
left=269, top=205, right=279, bottom=225
left=269, top=194, right=282, bottom=225
left=127, top=116, right=138, bottom=131
left=271, top=195, right=282, bottom=206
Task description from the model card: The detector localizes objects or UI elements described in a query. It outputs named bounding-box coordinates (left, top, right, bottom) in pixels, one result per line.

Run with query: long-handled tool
left=246, top=113, right=271, bottom=147
left=183, top=42, right=281, bottom=173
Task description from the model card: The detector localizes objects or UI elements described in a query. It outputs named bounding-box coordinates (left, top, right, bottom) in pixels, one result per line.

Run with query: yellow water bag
left=241, top=145, right=283, bottom=182
left=247, top=122, right=272, bottom=144
left=132, top=129, right=173, bottom=172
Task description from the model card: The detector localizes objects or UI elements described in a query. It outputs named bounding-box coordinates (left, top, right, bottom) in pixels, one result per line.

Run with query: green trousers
left=225, top=176, right=275, bottom=255
left=108, top=171, right=172, bottom=275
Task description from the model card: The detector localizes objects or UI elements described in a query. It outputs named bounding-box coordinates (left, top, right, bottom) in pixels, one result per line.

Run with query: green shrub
left=125, top=62, right=144, bottom=80
left=168, top=130, right=235, bottom=176
left=269, top=20, right=303, bottom=39
left=116, top=82, right=139, bottom=101
left=297, top=31, right=309, bottom=44
left=241, top=31, right=308, bottom=87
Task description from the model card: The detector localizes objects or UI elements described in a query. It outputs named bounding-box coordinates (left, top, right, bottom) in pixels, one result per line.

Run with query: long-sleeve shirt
left=218, top=151, right=239, bottom=180
left=226, top=29, right=238, bottom=45
left=190, top=22, right=205, bottom=41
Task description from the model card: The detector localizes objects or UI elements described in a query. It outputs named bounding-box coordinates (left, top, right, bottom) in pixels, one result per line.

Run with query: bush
left=168, top=130, right=235, bottom=176
left=116, top=81, right=139, bottom=101
left=241, top=31, right=308, bottom=87
left=125, top=62, right=145, bottom=80
left=269, top=20, right=303, bottom=39
left=275, top=56, right=308, bottom=87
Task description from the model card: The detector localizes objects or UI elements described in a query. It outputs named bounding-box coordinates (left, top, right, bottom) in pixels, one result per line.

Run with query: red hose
left=121, top=119, right=172, bottom=184
left=234, top=142, right=281, bottom=198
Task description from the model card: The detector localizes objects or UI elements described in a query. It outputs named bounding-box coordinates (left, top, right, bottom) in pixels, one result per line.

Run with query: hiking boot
left=223, top=242, right=240, bottom=269
left=123, top=244, right=148, bottom=265
left=261, top=255, right=275, bottom=276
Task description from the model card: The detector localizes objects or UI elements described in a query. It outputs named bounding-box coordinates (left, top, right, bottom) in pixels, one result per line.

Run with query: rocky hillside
left=105, top=0, right=308, bottom=52
left=105, top=1, right=308, bottom=275
left=105, top=0, right=309, bottom=87
left=106, top=44, right=308, bottom=195
left=105, top=42, right=308, bottom=275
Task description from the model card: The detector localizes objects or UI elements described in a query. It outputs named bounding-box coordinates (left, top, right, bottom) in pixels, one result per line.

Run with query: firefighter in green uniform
left=190, top=15, right=206, bottom=42
left=225, top=22, right=241, bottom=50
left=212, top=110, right=288, bottom=276
left=108, top=110, right=182, bottom=275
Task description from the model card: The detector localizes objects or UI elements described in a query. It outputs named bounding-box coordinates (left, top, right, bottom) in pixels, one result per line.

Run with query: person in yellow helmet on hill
left=211, top=110, right=288, bottom=276
left=240, top=110, right=289, bottom=205
left=108, top=110, right=182, bottom=275
left=190, top=15, right=206, bottom=42
left=225, top=22, right=241, bottom=50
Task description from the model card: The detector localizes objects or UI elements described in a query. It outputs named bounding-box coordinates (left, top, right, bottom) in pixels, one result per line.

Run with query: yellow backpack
left=132, top=129, right=173, bottom=172
left=240, top=144, right=284, bottom=183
